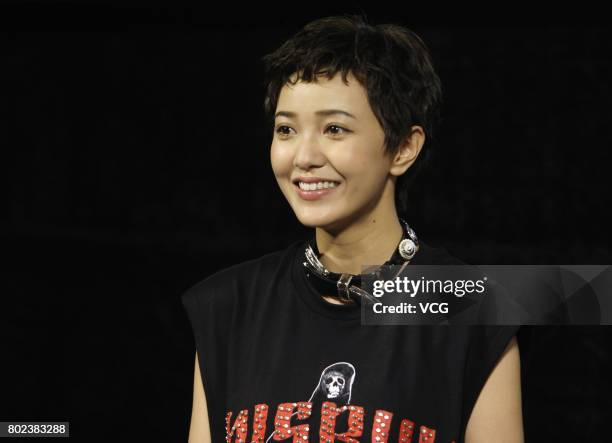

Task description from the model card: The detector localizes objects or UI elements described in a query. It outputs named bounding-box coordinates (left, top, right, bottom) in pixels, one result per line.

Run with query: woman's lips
left=294, top=182, right=340, bottom=201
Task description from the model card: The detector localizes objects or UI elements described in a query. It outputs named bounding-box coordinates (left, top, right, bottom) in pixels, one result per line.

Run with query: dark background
left=2, top=4, right=611, bottom=442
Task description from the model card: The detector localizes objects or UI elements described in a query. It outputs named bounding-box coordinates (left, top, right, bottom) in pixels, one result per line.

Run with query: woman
left=182, top=14, right=523, bottom=443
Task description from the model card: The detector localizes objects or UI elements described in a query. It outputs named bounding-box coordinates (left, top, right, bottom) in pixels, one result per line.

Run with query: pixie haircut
left=261, top=13, right=443, bottom=216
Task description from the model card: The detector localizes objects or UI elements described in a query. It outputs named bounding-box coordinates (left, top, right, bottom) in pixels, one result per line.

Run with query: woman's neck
left=315, top=213, right=404, bottom=276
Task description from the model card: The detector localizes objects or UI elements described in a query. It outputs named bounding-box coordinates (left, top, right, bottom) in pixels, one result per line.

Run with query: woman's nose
left=293, top=135, right=326, bottom=169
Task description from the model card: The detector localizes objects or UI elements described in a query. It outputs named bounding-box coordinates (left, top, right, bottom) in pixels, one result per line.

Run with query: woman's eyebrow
left=274, top=109, right=357, bottom=120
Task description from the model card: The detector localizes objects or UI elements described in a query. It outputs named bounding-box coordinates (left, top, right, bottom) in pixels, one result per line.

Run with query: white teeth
left=298, top=181, right=338, bottom=191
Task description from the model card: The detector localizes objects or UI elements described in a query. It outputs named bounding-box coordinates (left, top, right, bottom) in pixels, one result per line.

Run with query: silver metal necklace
left=302, top=218, right=419, bottom=305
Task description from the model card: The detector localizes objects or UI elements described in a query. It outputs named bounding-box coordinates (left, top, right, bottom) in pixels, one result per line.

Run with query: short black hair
left=261, top=13, right=443, bottom=216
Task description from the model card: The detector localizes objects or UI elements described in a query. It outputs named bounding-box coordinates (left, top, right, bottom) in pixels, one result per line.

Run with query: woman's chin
left=296, top=216, right=327, bottom=229
left=294, top=210, right=349, bottom=231
left=295, top=211, right=333, bottom=228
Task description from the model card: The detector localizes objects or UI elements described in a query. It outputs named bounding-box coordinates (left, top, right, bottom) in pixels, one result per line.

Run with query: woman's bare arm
left=465, top=335, right=524, bottom=443
left=188, top=351, right=212, bottom=443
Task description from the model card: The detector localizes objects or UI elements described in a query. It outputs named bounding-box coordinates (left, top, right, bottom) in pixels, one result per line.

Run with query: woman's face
left=270, top=71, right=397, bottom=232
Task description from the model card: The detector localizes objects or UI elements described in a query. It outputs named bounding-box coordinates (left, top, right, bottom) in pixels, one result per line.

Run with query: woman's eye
left=326, top=125, right=346, bottom=136
left=275, top=125, right=293, bottom=137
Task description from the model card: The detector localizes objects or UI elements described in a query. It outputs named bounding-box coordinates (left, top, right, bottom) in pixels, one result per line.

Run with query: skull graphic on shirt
left=310, top=362, right=356, bottom=407
left=323, top=371, right=346, bottom=398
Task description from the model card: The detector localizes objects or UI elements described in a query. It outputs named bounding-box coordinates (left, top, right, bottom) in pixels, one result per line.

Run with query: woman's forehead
left=277, top=73, right=369, bottom=119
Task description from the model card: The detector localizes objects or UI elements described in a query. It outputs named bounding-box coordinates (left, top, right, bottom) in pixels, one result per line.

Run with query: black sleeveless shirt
left=181, top=239, right=520, bottom=443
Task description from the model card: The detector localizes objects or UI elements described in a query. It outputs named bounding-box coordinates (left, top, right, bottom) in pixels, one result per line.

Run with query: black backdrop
left=2, top=4, right=612, bottom=442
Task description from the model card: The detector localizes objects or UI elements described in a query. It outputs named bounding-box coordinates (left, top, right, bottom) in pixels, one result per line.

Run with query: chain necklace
left=302, top=218, right=419, bottom=305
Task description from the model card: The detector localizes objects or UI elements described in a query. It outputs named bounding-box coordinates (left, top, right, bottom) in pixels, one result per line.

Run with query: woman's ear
left=389, top=125, right=425, bottom=177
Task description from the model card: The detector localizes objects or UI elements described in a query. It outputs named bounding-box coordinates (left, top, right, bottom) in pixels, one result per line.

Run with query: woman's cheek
left=270, top=145, right=291, bottom=177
